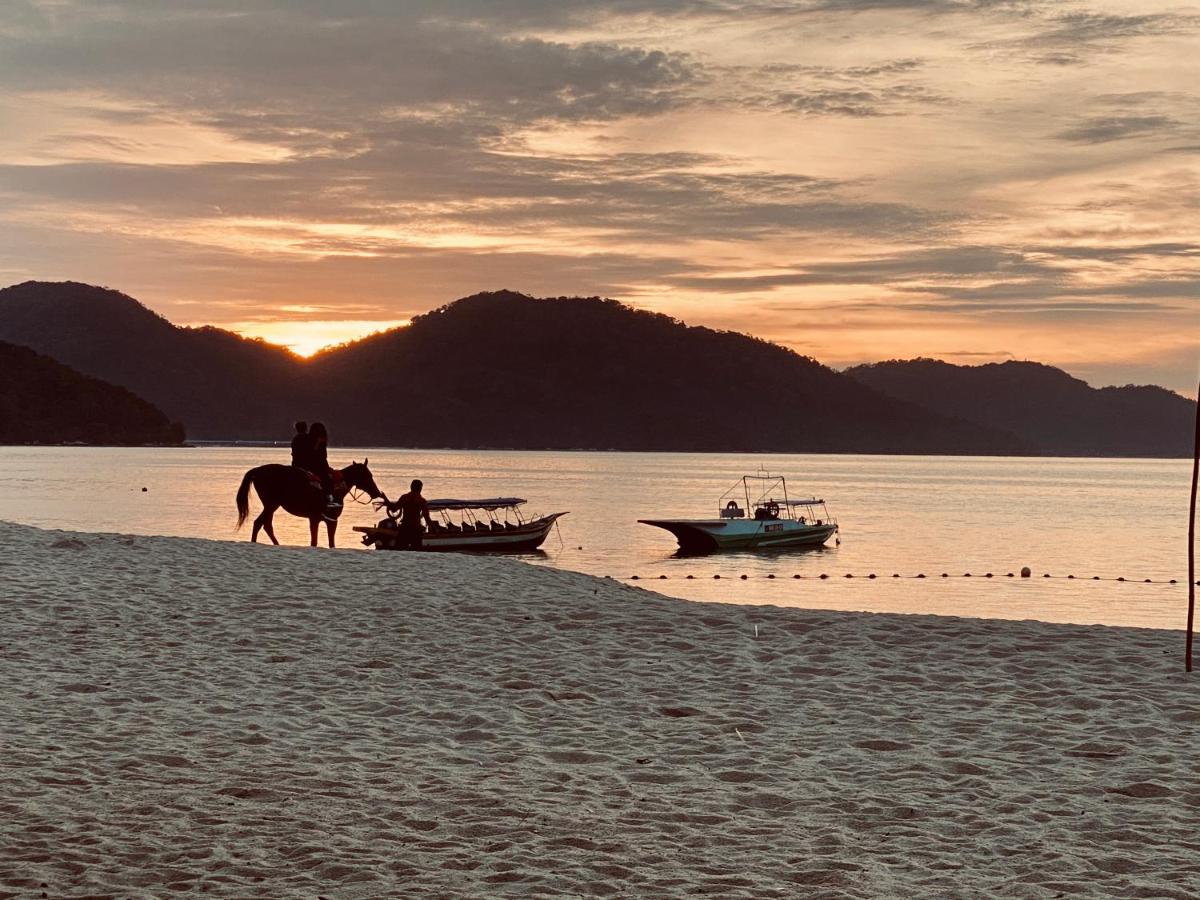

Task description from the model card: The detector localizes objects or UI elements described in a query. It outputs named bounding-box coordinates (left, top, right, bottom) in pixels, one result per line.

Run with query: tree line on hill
left=0, top=340, right=185, bottom=445
left=0, top=280, right=1193, bottom=457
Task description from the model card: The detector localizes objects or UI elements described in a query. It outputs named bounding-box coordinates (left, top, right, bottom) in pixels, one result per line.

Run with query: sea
left=1, top=446, right=1193, bottom=630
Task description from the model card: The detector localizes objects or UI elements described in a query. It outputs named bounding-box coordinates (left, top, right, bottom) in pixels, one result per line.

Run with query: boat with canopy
left=639, top=473, right=838, bottom=553
left=355, top=497, right=567, bottom=552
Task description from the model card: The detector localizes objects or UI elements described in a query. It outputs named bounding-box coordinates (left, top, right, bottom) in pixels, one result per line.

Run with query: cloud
left=1054, top=114, right=1179, bottom=143
left=972, top=9, right=1200, bottom=65
left=0, top=5, right=703, bottom=130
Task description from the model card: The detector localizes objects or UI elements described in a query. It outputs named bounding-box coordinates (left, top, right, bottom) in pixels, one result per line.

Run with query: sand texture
left=2, top=520, right=1199, bottom=898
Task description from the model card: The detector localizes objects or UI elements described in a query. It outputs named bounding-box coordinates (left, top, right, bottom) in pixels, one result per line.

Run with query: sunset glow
left=0, top=1, right=1196, bottom=390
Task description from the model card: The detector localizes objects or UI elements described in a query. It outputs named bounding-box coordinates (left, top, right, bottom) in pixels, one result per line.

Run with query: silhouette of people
left=387, top=479, right=433, bottom=550
left=308, top=421, right=340, bottom=518
left=290, top=421, right=311, bottom=469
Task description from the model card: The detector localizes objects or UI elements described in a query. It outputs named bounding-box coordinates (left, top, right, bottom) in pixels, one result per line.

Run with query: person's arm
left=422, top=499, right=433, bottom=527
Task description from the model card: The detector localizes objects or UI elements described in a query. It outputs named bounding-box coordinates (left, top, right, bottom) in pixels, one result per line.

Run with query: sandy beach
left=2, top=520, right=1198, bottom=898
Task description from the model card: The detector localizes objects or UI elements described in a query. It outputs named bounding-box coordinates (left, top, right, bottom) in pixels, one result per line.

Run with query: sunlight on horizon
left=229, top=319, right=411, bottom=357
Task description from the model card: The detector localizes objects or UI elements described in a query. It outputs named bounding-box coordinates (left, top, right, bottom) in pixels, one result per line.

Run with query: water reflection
left=0, top=446, right=1192, bottom=629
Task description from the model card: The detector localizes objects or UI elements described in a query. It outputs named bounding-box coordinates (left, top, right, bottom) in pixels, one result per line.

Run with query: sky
left=0, top=1, right=1197, bottom=392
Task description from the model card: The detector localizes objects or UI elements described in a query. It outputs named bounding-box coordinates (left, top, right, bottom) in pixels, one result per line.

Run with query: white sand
left=2, top=520, right=1198, bottom=898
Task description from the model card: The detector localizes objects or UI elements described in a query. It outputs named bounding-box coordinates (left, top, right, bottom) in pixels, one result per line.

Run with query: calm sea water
left=0, top=446, right=1194, bottom=629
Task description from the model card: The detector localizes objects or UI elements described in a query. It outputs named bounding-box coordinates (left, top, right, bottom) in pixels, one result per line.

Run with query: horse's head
left=344, top=459, right=384, bottom=500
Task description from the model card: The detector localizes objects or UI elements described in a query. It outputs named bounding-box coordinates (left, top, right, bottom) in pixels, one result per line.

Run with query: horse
left=235, top=460, right=385, bottom=548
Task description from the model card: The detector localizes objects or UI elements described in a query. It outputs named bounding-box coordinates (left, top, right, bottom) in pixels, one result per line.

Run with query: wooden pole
left=1188, top=373, right=1199, bottom=672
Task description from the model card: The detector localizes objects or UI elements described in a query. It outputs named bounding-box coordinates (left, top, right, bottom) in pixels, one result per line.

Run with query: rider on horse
left=293, top=421, right=340, bottom=520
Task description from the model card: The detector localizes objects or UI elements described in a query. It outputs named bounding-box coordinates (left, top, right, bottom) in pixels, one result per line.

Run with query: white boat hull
left=639, top=517, right=837, bottom=553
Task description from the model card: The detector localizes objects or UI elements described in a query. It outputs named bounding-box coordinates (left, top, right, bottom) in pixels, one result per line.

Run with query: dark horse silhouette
left=235, top=460, right=384, bottom=548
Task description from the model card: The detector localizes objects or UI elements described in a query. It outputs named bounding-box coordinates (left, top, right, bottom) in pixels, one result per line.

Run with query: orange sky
left=0, top=1, right=1196, bottom=390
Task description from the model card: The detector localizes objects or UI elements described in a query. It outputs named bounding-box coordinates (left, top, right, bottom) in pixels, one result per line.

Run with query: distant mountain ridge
left=0, top=281, right=1192, bottom=456
left=0, top=340, right=184, bottom=444
left=845, top=358, right=1195, bottom=457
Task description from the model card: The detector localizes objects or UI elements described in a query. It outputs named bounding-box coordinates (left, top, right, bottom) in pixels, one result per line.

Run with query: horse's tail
left=235, top=467, right=259, bottom=530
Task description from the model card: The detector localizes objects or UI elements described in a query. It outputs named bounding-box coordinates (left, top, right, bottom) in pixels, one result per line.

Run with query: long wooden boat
left=639, top=473, right=838, bottom=554
left=355, top=497, right=567, bottom=552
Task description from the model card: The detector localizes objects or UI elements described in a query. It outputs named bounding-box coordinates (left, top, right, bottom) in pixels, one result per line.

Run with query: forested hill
left=846, top=359, right=1195, bottom=457
left=0, top=281, right=299, bottom=439
left=304, top=291, right=1029, bottom=454
left=0, top=341, right=185, bottom=445
left=2, top=280, right=1192, bottom=456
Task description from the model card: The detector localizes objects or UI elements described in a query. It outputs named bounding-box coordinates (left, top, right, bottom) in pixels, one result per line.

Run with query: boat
left=354, top=497, right=567, bottom=552
left=639, top=473, right=838, bottom=554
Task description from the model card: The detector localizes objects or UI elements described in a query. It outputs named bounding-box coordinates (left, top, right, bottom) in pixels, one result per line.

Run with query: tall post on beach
left=1188, top=374, right=1199, bottom=673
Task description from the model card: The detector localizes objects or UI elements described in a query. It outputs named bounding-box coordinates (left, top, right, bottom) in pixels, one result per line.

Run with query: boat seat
left=504, top=522, right=517, bottom=531
left=490, top=522, right=505, bottom=532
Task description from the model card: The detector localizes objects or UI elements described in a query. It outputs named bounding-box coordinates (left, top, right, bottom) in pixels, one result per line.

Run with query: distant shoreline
left=1, top=441, right=1192, bottom=460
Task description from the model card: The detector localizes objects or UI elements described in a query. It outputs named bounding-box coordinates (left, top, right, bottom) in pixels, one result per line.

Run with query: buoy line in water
left=622, top=572, right=1197, bottom=585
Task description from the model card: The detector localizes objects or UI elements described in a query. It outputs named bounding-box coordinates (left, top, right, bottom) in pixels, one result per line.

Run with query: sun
left=232, top=319, right=410, bottom=357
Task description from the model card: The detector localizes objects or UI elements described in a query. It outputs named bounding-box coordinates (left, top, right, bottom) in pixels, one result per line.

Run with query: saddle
left=297, top=467, right=345, bottom=495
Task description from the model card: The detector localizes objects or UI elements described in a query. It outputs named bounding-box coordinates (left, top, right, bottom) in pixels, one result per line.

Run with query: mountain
left=0, top=341, right=184, bottom=444
left=846, top=359, right=1195, bottom=457
left=0, top=281, right=301, bottom=439
left=306, top=291, right=1029, bottom=454
left=3, top=280, right=1191, bottom=456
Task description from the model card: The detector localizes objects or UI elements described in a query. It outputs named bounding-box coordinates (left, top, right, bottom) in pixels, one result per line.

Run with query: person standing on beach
left=387, top=479, right=433, bottom=550
left=290, top=421, right=311, bottom=469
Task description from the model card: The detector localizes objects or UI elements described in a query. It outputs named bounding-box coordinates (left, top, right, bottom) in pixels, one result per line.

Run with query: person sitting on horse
left=290, top=420, right=311, bottom=469
left=308, top=422, right=340, bottom=515
left=386, top=479, right=433, bottom=550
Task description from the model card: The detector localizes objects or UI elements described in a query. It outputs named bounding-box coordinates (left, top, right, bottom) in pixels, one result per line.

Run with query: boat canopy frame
left=717, top=473, right=834, bottom=525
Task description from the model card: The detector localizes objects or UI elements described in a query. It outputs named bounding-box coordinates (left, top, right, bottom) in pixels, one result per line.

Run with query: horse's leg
left=260, top=507, right=280, bottom=545
left=251, top=511, right=265, bottom=543
left=327, top=519, right=337, bottom=549
left=309, top=517, right=319, bottom=547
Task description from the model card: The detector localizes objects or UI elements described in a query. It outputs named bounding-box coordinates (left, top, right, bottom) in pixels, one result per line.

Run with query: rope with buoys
left=626, top=571, right=1194, bottom=584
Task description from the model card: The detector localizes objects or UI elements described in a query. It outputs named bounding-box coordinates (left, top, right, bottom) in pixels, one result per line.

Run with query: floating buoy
left=963, top=573, right=972, bottom=578
left=868, top=573, right=876, bottom=579
left=1067, top=574, right=1075, bottom=579
left=1093, top=576, right=1100, bottom=580
left=659, top=574, right=668, bottom=580
left=1007, top=573, right=1014, bottom=577
left=985, top=573, right=993, bottom=578
left=916, top=574, right=925, bottom=579
left=845, top=573, right=854, bottom=579
left=714, top=574, right=721, bottom=579
left=141, top=486, right=148, bottom=492
left=1170, top=579, right=1178, bottom=584
left=941, top=573, right=948, bottom=578
left=1117, top=577, right=1125, bottom=582
left=892, top=573, right=900, bottom=578
left=630, top=575, right=639, bottom=580
left=1020, top=567, right=1031, bottom=578
left=686, top=574, right=694, bottom=579
left=767, top=574, right=776, bottom=579
left=793, top=574, right=802, bottom=579
left=819, top=574, right=828, bottom=580
left=1144, top=579, right=1152, bottom=583
left=1043, top=573, right=1051, bottom=578
left=740, top=574, right=748, bottom=580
